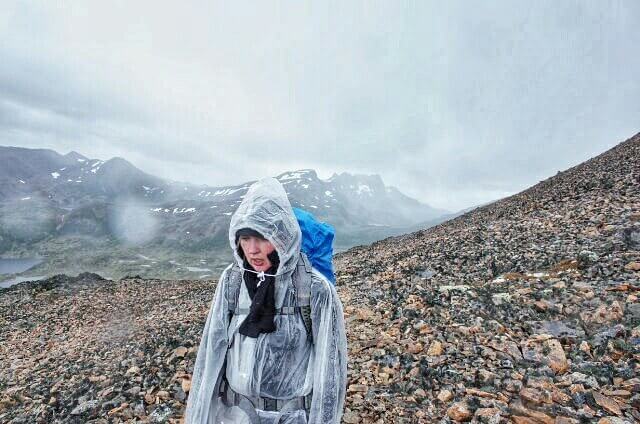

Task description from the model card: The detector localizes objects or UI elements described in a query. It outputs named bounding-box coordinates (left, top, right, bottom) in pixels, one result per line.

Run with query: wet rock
left=427, top=340, right=444, bottom=356
left=471, top=407, right=501, bottom=423
left=625, top=262, right=640, bottom=272
left=342, top=410, right=361, bottom=423
left=528, top=320, right=584, bottom=340
left=70, top=399, right=100, bottom=416
left=447, top=400, right=472, bottom=421
left=592, top=391, right=623, bottom=416
left=438, top=389, right=454, bottom=403
left=582, top=301, right=625, bottom=327
left=578, top=250, right=599, bottom=269
left=521, top=335, right=568, bottom=374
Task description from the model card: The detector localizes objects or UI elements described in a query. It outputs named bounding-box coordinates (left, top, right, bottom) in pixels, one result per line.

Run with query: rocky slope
left=335, top=131, right=640, bottom=423
left=0, top=131, right=639, bottom=423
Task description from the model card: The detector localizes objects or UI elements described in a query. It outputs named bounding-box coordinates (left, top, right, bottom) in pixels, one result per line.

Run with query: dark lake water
left=0, top=275, right=47, bottom=289
left=0, top=258, right=45, bottom=288
left=0, top=258, right=43, bottom=275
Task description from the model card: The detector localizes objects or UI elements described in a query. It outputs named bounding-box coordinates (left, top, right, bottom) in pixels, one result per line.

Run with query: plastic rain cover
left=185, top=177, right=347, bottom=424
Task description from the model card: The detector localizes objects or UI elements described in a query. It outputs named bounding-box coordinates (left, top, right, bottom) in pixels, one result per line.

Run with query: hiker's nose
left=246, top=238, right=260, bottom=254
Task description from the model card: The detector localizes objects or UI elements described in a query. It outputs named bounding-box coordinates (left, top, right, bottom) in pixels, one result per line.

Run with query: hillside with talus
left=336, top=131, right=640, bottom=422
left=0, top=132, right=639, bottom=423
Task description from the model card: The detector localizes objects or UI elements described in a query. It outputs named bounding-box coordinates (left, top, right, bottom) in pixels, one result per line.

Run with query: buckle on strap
left=221, top=379, right=310, bottom=413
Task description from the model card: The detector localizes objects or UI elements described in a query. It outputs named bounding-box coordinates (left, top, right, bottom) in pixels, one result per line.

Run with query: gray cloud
left=0, top=1, right=638, bottom=211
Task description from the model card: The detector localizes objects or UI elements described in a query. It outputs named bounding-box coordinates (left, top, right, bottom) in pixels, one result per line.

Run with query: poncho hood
left=228, top=177, right=302, bottom=276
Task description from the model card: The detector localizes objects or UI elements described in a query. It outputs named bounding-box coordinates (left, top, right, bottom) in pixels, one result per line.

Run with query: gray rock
left=70, top=399, right=99, bottom=416
left=577, top=250, right=599, bottom=269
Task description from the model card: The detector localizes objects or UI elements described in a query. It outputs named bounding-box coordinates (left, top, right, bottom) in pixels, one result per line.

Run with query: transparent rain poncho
left=185, top=177, right=347, bottom=424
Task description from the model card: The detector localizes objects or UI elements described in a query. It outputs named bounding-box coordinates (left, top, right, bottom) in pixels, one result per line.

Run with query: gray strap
left=299, top=252, right=312, bottom=272
left=294, top=253, right=312, bottom=307
left=220, top=381, right=261, bottom=423
left=294, top=253, right=313, bottom=340
left=226, top=265, right=243, bottom=316
left=221, top=379, right=308, bottom=421
left=273, top=398, right=306, bottom=424
left=234, top=306, right=299, bottom=315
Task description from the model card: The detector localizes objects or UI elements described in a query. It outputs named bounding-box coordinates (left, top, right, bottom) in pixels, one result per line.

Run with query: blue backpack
left=293, top=207, right=336, bottom=285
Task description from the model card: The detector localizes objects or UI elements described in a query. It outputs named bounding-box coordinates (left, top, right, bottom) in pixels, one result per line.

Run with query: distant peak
left=276, top=169, right=318, bottom=181
left=64, top=151, right=89, bottom=161
left=329, top=171, right=385, bottom=185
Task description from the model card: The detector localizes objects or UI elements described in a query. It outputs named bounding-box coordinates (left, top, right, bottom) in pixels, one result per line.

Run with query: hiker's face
left=239, top=235, right=276, bottom=272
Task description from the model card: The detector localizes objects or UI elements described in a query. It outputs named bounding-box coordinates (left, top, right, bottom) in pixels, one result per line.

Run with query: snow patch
left=18, top=179, right=25, bottom=184
left=51, top=172, right=60, bottom=179
left=172, top=207, right=196, bottom=214
left=20, top=197, right=31, bottom=200
left=356, top=184, right=372, bottom=195
left=77, top=158, right=85, bottom=162
left=279, top=171, right=309, bottom=181
left=213, top=187, right=247, bottom=196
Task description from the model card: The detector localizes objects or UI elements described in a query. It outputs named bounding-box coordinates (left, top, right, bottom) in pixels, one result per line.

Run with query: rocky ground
left=1, top=132, right=639, bottom=423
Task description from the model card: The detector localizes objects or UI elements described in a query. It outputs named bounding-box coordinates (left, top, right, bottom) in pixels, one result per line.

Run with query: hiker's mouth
left=251, top=259, right=265, bottom=266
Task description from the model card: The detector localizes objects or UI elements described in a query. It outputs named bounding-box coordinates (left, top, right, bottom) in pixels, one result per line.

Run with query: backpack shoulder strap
left=225, top=263, right=243, bottom=322
left=294, top=252, right=313, bottom=341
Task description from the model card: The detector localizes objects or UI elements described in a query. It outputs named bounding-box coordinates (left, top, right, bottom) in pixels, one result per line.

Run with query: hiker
left=185, top=177, right=347, bottom=424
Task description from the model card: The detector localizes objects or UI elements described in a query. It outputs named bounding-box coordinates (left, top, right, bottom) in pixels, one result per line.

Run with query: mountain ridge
left=0, top=145, right=450, bottom=280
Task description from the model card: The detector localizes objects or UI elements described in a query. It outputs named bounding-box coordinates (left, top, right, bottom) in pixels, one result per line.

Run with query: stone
left=408, top=342, right=423, bottom=354
left=521, top=335, right=568, bottom=374
left=519, top=387, right=552, bottom=405
left=70, top=399, right=99, bottom=416
left=174, top=346, right=188, bottom=358
left=438, top=389, right=454, bottom=402
left=348, top=384, right=368, bottom=393
left=126, top=366, right=141, bottom=376
left=472, top=407, right=500, bottom=423
left=342, top=410, right=361, bottom=423
left=577, top=250, right=599, bottom=269
left=624, top=262, right=640, bottom=271
left=447, top=401, right=472, bottom=421
left=181, top=378, right=191, bottom=393
left=592, top=392, right=622, bottom=416
left=427, top=340, right=444, bottom=356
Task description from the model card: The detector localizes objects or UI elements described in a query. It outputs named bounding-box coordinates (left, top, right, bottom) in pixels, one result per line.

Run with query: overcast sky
left=1, top=1, right=638, bottom=211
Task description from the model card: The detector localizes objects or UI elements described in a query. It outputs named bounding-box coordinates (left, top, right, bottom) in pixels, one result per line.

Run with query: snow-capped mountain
left=0, top=146, right=449, bottom=253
